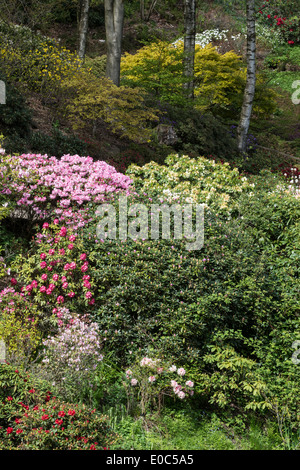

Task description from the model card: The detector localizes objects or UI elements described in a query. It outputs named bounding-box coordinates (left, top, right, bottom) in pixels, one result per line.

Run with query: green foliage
left=79, top=166, right=299, bottom=373
left=158, top=106, right=238, bottom=159
left=0, top=72, right=32, bottom=140
left=61, top=68, right=159, bottom=143
left=0, top=364, right=116, bottom=450
left=11, top=221, right=96, bottom=324
left=29, top=127, right=88, bottom=158
left=127, top=153, right=253, bottom=214
left=0, top=287, right=43, bottom=363
left=0, top=22, right=81, bottom=99
left=121, top=40, right=277, bottom=119
left=83, top=55, right=107, bottom=79
left=122, top=355, right=194, bottom=416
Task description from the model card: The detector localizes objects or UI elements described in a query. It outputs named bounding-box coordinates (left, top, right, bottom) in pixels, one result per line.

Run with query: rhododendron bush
left=9, top=220, right=97, bottom=323
left=258, top=0, right=300, bottom=45
left=0, top=364, right=116, bottom=450
left=123, top=356, right=194, bottom=415
left=41, top=308, right=104, bottom=396
left=0, top=153, right=132, bottom=227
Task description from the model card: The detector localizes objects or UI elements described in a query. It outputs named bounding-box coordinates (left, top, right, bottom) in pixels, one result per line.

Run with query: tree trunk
left=78, top=0, right=90, bottom=61
left=237, top=0, right=256, bottom=155
left=183, top=0, right=196, bottom=100
left=140, top=0, right=145, bottom=21
left=104, top=0, right=124, bottom=87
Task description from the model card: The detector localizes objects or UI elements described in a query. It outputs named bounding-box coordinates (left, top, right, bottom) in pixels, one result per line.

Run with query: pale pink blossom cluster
left=127, top=357, right=194, bottom=400
left=42, top=308, right=103, bottom=375
left=140, top=356, right=161, bottom=369
left=1, top=153, right=133, bottom=227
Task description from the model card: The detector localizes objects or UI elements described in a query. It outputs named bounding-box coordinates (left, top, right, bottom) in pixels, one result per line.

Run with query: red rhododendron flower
left=6, top=427, right=13, bottom=434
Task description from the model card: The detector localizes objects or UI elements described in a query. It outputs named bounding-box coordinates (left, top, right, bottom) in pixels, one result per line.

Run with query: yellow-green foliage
left=0, top=23, right=80, bottom=95
left=0, top=289, right=42, bottom=360
left=61, top=69, right=159, bottom=143
left=82, top=55, right=107, bottom=79
left=121, top=40, right=277, bottom=117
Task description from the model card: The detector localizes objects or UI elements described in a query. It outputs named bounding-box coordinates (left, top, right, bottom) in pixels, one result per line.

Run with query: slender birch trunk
left=104, top=0, right=124, bottom=87
left=237, top=0, right=256, bottom=154
left=183, top=0, right=196, bottom=100
left=78, top=0, right=90, bottom=61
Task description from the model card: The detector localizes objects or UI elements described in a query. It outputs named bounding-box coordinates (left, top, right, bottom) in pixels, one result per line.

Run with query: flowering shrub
left=258, top=0, right=300, bottom=45
left=10, top=220, right=96, bottom=318
left=0, top=395, right=116, bottom=450
left=61, top=69, right=159, bottom=143
left=81, top=167, right=299, bottom=378
left=0, top=363, right=116, bottom=450
left=0, top=153, right=132, bottom=227
left=127, top=154, right=254, bottom=214
left=123, top=356, right=194, bottom=415
left=0, top=363, right=53, bottom=442
left=41, top=309, right=104, bottom=396
left=0, top=21, right=81, bottom=97
left=173, top=29, right=246, bottom=49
